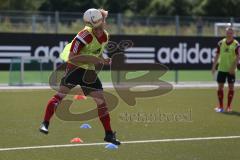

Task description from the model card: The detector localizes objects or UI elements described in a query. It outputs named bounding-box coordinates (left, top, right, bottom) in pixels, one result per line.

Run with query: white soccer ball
left=83, top=8, right=103, bottom=28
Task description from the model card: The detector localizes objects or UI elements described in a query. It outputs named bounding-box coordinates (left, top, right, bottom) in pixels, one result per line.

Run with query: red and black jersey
left=70, top=29, right=108, bottom=56
left=67, top=28, right=108, bottom=69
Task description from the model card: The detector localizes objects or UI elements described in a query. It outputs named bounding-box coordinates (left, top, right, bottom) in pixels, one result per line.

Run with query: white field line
left=0, top=135, right=240, bottom=152
left=0, top=82, right=240, bottom=90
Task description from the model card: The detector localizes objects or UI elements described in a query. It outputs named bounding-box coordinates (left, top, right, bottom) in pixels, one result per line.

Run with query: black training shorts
left=217, top=71, right=235, bottom=84
left=60, top=66, right=103, bottom=95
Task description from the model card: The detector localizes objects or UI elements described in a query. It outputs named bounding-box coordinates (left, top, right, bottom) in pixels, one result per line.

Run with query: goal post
left=9, top=57, right=59, bottom=86
left=214, top=22, right=240, bottom=36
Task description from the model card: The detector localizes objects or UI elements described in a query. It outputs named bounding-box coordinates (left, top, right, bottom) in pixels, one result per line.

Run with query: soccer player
left=212, top=27, right=239, bottom=112
left=39, top=8, right=121, bottom=145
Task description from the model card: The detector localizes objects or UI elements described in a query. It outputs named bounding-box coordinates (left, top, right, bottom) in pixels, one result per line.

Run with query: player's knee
left=90, top=91, right=105, bottom=105
left=49, top=94, right=65, bottom=107
left=56, top=92, right=66, bottom=99
left=218, top=85, right=224, bottom=90
left=229, top=86, right=234, bottom=91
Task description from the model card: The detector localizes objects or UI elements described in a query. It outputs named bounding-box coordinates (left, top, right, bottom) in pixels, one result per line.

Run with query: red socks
left=43, top=95, right=112, bottom=133
left=44, top=94, right=63, bottom=122
left=217, top=90, right=224, bottom=108
left=227, top=90, right=234, bottom=108
left=217, top=89, right=234, bottom=108
left=97, top=102, right=112, bottom=133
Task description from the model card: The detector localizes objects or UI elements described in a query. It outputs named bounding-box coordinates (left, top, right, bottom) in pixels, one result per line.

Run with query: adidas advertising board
left=0, top=33, right=224, bottom=70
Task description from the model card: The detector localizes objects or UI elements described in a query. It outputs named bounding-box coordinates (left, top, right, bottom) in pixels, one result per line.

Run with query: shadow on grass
left=222, top=111, right=240, bottom=117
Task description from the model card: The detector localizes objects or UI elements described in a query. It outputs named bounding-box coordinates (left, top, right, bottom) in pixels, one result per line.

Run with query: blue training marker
left=80, top=123, right=92, bottom=129
left=105, top=143, right=118, bottom=149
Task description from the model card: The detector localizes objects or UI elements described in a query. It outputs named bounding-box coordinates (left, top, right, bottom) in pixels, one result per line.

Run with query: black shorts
left=217, top=71, right=235, bottom=84
left=60, top=67, right=103, bottom=95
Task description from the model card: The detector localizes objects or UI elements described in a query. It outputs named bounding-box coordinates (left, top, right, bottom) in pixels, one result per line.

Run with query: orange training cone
left=70, top=137, right=83, bottom=143
left=74, top=95, right=87, bottom=100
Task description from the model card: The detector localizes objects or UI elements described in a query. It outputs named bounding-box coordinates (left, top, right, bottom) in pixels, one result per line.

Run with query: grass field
left=2, top=70, right=240, bottom=84
left=0, top=88, right=240, bottom=160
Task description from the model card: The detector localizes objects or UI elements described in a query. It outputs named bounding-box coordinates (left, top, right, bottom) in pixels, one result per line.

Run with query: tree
left=0, top=0, right=44, bottom=10
left=169, top=0, right=192, bottom=16
left=201, top=0, right=240, bottom=17
left=39, top=0, right=129, bottom=13
left=142, top=0, right=193, bottom=16
left=104, top=0, right=129, bottom=13
left=144, top=0, right=172, bottom=16
left=127, top=0, right=153, bottom=15
left=39, top=0, right=97, bottom=12
left=191, top=0, right=205, bottom=16
left=2, top=0, right=240, bottom=17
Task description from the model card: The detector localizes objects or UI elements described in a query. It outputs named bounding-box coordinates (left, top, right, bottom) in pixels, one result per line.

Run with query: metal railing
left=0, top=10, right=240, bottom=36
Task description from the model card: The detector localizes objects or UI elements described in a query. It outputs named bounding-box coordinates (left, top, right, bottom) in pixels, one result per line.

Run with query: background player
left=212, top=27, right=240, bottom=112
left=39, top=8, right=121, bottom=145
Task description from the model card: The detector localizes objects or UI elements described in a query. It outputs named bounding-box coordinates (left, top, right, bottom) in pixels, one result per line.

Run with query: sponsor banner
left=112, top=35, right=222, bottom=70
left=0, top=33, right=226, bottom=70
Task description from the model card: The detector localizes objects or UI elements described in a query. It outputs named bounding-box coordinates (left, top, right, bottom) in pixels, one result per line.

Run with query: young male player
left=212, top=27, right=239, bottom=112
left=39, top=8, right=121, bottom=145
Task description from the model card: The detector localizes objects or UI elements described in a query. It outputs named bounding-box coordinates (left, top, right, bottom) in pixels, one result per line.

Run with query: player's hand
left=102, top=58, right=112, bottom=65
left=229, top=69, right=235, bottom=75
left=103, top=58, right=111, bottom=65
left=92, top=57, right=104, bottom=65
left=93, top=58, right=111, bottom=66
left=211, top=68, right=216, bottom=75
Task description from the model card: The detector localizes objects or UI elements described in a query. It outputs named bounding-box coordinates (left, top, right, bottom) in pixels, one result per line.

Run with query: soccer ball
left=83, top=8, right=103, bottom=28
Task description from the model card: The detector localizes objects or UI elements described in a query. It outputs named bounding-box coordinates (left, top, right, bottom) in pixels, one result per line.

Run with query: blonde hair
left=98, top=9, right=108, bottom=21
left=226, top=27, right=234, bottom=32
